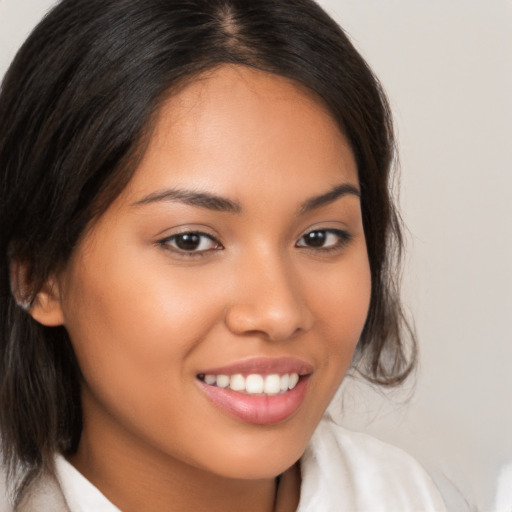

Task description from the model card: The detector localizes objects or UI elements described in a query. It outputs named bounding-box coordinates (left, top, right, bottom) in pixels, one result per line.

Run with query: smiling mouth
left=196, top=358, right=312, bottom=424
left=197, top=372, right=301, bottom=395
left=197, top=371, right=310, bottom=424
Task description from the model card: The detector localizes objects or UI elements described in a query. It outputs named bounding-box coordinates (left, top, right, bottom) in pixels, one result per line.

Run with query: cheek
left=304, top=243, right=372, bottom=382
left=310, top=247, right=371, bottom=337
left=59, top=251, right=225, bottom=409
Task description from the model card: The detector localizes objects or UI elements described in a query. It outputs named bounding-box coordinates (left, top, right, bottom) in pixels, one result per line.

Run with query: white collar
left=54, top=456, right=120, bottom=512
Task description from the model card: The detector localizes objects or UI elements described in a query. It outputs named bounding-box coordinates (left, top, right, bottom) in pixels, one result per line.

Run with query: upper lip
left=198, top=357, right=313, bottom=376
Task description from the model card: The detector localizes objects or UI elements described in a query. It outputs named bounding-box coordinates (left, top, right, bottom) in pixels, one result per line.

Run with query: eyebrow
left=299, top=183, right=360, bottom=214
left=131, top=182, right=360, bottom=214
left=132, top=188, right=242, bottom=213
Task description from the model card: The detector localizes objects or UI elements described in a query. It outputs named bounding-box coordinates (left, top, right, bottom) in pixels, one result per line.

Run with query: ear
left=10, top=261, right=65, bottom=326
left=29, top=277, right=65, bottom=326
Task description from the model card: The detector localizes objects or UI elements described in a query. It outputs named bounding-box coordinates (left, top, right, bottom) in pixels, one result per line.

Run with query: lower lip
left=198, top=377, right=309, bottom=425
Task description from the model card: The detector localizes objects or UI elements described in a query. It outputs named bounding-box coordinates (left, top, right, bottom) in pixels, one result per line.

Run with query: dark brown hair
left=0, top=0, right=415, bottom=501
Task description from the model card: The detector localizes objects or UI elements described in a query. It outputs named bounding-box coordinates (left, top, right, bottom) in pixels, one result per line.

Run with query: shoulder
left=298, top=416, right=447, bottom=512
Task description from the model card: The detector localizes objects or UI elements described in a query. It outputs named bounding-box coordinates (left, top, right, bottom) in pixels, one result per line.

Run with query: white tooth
left=246, top=374, right=264, bottom=394
left=280, top=374, right=290, bottom=392
left=288, top=373, right=299, bottom=390
left=230, top=374, right=245, bottom=391
left=279, top=373, right=290, bottom=393
left=204, top=374, right=216, bottom=385
left=216, top=374, right=230, bottom=388
left=264, top=374, right=281, bottom=395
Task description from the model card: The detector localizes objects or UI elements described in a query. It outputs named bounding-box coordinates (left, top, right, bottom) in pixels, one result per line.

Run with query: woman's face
left=53, top=65, right=371, bottom=481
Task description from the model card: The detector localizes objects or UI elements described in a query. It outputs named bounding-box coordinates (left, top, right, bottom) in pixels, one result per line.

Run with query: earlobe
left=10, top=261, right=65, bottom=326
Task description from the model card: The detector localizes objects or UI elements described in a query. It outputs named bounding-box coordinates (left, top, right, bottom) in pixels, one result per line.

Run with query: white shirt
left=54, top=417, right=446, bottom=512
left=54, top=457, right=120, bottom=512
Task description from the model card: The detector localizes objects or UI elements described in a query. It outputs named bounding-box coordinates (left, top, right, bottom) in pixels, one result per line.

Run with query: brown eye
left=301, top=230, right=327, bottom=247
left=296, top=229, right=352, bottom=250
left=175, top=233, right=202, bottom=251
left=161, top=232, right=221, bottom=253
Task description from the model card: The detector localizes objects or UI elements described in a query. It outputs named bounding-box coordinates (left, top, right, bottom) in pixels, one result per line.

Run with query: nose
left=224, top=253, right=314, bottom=341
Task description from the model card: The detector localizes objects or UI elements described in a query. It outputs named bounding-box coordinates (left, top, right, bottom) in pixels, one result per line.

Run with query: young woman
left=0, top=1, right=446, bottom=510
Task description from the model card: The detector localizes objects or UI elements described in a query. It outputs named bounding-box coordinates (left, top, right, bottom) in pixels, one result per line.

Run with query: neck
left=70, top=403, right=300, bottom=512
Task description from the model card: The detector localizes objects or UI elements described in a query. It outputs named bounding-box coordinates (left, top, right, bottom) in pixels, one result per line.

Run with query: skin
left=31, top=65, right=371, bottom=512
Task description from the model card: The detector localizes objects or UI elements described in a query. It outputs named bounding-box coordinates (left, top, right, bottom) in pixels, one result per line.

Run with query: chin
left=197, top=435, right=306, bottom=480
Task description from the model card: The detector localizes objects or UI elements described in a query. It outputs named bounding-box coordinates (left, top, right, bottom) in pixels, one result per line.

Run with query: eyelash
left=158, top=228, right=352, bottom=257
left=296, top=228, right=352, bottom=253
left=158, top=231, right=222, bottom=257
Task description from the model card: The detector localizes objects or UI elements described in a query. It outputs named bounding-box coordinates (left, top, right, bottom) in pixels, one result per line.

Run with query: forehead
left=122, top=65, right=357, bottom=204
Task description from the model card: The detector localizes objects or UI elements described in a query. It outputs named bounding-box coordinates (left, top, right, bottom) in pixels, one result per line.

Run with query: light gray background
left=1, top=1, right=511, bottom=511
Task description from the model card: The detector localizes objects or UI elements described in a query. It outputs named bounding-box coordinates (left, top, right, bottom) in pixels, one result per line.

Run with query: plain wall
left=1, top=1, right=511, bottom=511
